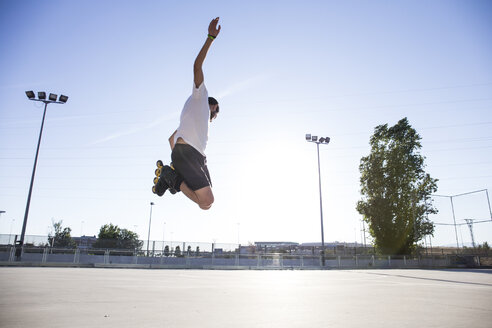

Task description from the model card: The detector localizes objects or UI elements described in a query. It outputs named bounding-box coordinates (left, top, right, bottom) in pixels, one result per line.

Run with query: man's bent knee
left=199, top=203, right=212, bottom=210
left=198, top=200, right=213, bottom=210
left=195, top=186, right=214, bottom=210
left=198, top=193, right=214, bottom=210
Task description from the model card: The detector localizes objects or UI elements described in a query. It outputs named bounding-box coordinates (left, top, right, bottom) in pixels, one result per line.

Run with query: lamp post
left=0, top=211, right=5, bottom=242
left=0, top=211, right=5, bottom=229
left=147, top=202, right=155, bottom=256
left=306, top=134, right=330, bottom=266
left=162, top=221, right=166, bottom=254
left=9, top=219, right=15, bottom=244
left=16, top=91, right=68, bottom=261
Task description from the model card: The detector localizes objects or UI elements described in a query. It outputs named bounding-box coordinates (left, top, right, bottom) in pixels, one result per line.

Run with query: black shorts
left=171, top=144, right=212, bottom=191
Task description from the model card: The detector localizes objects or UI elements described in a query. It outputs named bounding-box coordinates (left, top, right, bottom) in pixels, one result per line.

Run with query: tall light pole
left=147, top=202, right=155, bottom=256
left=16, top=91, right=68, bottom=261
left=162, top=221, right=166, bottom=254
left=0, top=211, right=5, bottom=229
left=306, top=134, right=330, bottom=266
left=237, top=222, right=240, bottom=245
left=9, top=219, right=15, bottom=245
left=0, top=211, right=5, bottom=241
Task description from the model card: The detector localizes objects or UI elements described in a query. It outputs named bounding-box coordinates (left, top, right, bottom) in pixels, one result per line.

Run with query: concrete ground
left=0, top=268, right=491, bottom=328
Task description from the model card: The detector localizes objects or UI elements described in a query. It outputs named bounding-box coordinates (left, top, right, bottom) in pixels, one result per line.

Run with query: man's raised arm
left=194, top=17, right=221, bottom=88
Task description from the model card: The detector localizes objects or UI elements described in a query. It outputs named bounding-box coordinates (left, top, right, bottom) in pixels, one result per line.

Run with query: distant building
left=239, top=245, right=255, bottom=254
left=72, top=235, right=97, bottom=249
left=247, top=241, right=368, bottom=255
left=254, top=242, right=299, bottom=253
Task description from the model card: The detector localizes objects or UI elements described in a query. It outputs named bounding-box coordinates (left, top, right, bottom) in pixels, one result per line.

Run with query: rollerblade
left=152, top=160, right=180, bottom=196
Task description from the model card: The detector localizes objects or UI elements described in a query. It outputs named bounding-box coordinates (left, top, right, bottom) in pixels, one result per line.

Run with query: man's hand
left=208, top=17, right=221, bottom=38
left=194, top=17, right=221, bottom=88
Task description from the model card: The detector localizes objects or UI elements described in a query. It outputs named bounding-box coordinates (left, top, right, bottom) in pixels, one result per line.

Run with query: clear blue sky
left=1, top=0, right=491, bottom=247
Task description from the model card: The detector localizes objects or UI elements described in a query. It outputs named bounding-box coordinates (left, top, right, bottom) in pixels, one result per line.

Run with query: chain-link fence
left=1, top=234, right=489, bottom=269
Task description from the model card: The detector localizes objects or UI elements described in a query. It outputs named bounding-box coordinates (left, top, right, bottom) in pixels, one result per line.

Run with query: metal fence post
left=388, top=255, right=391, bottom=267
left=73, top=249, right=80, bottom=264
left=104, top=250, right=110, bottom=264
left=9, top=247, right=15, bottom=262
left=338, top=255, right=341, bottom=269
left=42, top=247, right=48, bottom=263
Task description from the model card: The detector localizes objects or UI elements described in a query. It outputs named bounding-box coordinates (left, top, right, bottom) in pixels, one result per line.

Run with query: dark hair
left=208, top=97, right=218, bottom=106
left=208, top=97, right=219, bottom=121
left=208, top=97, right=219, bottom=113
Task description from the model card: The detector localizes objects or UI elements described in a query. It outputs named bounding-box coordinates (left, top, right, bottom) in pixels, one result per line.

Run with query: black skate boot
left=152, top=175, right=168, bottom=196
left=152, top=160, right=169, bottom=196
left=163, top=163, right=185, bottom=194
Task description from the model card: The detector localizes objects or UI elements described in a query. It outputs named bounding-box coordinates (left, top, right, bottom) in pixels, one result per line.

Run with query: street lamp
left=162, top=221, right=166, bottom=254
left=147, top=202, right=155, bottom=256
left=16, top=91, right=68, bottom=261
left=306, top=134, right=330, bottom=266
left=0, top=211, right=5, bottom=238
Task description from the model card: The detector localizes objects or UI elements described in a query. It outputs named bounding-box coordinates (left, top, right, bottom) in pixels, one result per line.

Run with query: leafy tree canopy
left=93, top=223, right=142, bottom=250
left=357, top=118, right=438, bottom=255
left=48, top=220, right=76, bottom=248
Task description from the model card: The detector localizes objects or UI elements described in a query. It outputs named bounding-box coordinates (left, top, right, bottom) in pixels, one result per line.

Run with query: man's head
left=208, top=97, right=219, bottom=122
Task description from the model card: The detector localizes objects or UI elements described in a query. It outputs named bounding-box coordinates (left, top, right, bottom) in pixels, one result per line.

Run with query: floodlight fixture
left=18, top=89, right=68, bottom=261
left=59, top=95, right=69, bottom=103
left=305, top=132, right=332, bottom=266
left=26, top=91, right=35, bottom=99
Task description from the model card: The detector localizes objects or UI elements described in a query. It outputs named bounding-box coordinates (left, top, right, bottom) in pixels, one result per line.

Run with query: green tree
left=92, top=223, right=143, bottom=250
left=118, top=228, right=141, bottom=250
left=48, top=220, right=76, bottom=248
left=357, top=118, right=438, bottom=255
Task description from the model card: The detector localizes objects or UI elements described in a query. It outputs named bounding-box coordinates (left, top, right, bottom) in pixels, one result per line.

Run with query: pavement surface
left=0, top=267, right=491, bottom=327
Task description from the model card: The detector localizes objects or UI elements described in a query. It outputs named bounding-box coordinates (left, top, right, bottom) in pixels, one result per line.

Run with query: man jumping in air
left=153, top=17, right=221, bottom=210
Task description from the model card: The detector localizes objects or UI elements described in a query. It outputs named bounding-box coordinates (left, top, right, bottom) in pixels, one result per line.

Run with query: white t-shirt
left=174, top=83, right=210, bottom=156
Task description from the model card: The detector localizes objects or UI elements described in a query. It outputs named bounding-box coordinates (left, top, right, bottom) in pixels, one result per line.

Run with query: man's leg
left=179, top=182, right=214, bottom=210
